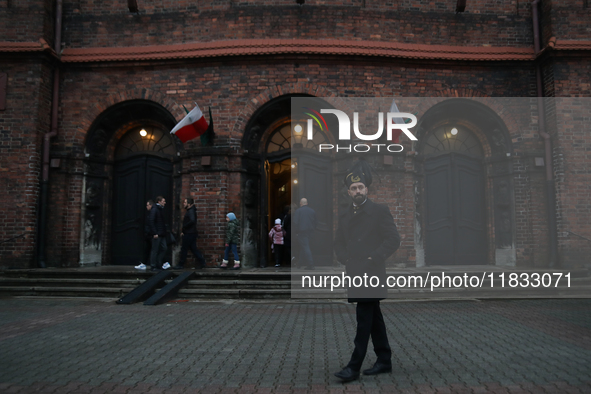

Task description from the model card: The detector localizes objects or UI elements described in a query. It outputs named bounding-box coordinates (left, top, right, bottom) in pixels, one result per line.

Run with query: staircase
left=1, top=266, right=588, bottom=303
left=0, top=267, right=292, bottom=301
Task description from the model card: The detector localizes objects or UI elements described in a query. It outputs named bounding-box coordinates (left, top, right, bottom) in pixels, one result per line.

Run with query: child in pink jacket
left=268, top=218, right=285, bottom=267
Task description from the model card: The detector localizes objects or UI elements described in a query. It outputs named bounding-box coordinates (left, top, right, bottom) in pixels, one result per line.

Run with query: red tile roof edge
left=553, top=39, right=591, bottom=51
left=59, top=39, right=536, bottom=63
left=0, top=39, right=52, bottom=52
left=5, top=38, right=589, bottom=63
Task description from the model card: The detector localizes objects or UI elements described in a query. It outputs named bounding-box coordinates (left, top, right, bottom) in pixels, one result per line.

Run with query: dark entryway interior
left=424, top=153, right=487, bottom=265
left=112, top=155, right=173, bottom=265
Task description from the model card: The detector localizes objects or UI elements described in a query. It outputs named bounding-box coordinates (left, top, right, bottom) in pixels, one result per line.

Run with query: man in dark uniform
left=333, top=160, right=401, bottom=382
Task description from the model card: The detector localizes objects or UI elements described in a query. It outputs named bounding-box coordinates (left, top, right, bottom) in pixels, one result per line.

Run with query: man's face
left=348, top=182, right=367, bottom=205
left=160, top=198, right=166, bottom=207
left=183, top=199, right=188, bottom=209
left=146, top=202, right=152, bottom=211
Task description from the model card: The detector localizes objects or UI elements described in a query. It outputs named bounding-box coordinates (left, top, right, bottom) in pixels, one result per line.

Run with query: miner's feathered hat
left=344, top=159, right=373, bottom=188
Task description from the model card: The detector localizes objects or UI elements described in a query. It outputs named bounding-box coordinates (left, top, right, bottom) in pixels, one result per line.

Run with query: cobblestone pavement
left=0, top=297, right=590, bottom=393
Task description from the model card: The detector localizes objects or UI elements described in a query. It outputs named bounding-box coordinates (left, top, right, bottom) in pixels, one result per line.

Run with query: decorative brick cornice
left=58, top=39, right=536, bottom=63
left=4, top=38, right=590, bottom=63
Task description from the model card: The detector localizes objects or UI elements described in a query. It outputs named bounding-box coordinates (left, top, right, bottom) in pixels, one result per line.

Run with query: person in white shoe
left=135, top=200, right=155, bottom=270
left=268, top=218, right=285, bottom=267
left=220, top=212, right=241, bottom=269
left=148, top=196, right=169, bottom=271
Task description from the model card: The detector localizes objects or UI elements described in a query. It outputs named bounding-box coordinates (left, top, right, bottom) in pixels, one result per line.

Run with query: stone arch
left=79, top=89, right=183, bottom=143
left=81, top=99, right=181, bottom=266
left=413, top=98, right=517, bottom=267
left=234, top=83, right=338, bottom=149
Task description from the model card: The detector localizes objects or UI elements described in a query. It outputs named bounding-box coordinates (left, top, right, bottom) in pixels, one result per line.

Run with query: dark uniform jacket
left=182, top=205, right=198, bottom=236
left=334, top=198, right=401, bottom=302
left=149, top=203, right=167, bottom=237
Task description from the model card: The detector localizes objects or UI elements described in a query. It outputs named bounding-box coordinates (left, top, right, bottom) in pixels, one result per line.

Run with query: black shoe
left=362, top=362, right=392, bottom=376
left=334, top=367, right=360, bottom=382
left=172, top=265, right=184, bottom=270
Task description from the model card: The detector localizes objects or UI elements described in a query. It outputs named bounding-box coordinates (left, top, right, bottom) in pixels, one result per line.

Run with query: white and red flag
left=170, top=104, right=211, bottom=143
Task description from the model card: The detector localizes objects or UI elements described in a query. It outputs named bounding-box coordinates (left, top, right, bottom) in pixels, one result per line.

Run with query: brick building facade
left=1, top=1, right=590, bottom=269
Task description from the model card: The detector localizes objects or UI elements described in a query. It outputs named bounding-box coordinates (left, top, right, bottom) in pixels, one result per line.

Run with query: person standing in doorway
left=135, top=199, right=154, bottom=270
left=174, top=198, right=206, bottom=269
left=333, top=160, right=401, bottom=383
left=148, top=196, right=168, bottom=272
left=293, top=198, right=317, bottom=270
left=268, top=218, right=285, bottom=267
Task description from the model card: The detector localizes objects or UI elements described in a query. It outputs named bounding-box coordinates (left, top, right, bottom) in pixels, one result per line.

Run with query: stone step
left=0, top=286, right=135, bottom=298
left=0, top=277, right=145, bottom=287
left=176, top=288, right=292, bottom=299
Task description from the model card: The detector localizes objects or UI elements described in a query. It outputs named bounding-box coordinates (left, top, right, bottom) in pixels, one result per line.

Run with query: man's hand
left=154, top=235, right=158, bottom=239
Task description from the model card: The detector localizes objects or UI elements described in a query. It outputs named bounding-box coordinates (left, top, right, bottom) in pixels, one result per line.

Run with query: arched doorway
left=264, top=119, right=332, bottom=266
left=241, top=94, right=337, bottom=268
left=111, top=126, right=176, bottom=265
left=423, top=125, right=488, bottom=265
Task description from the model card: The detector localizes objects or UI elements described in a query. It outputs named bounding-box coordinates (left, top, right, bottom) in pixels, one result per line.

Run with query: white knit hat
left=275, top=218, right=281, bottom=225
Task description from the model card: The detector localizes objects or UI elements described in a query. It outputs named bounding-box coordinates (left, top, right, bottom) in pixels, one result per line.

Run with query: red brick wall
left=0, top=0, right=54, bottom=45
left=62, top=2, right=533, bottom=48
left=552, top=98, right=591, bottom=267
left=545, top=1, right=591, bottom=43
left=3, top=0, right=591, bottom=269
left=0, top=61, right=51, bottom=268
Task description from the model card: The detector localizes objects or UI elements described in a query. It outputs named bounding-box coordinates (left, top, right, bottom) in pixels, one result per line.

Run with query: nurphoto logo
left=300, top=108, right=418, bottom=153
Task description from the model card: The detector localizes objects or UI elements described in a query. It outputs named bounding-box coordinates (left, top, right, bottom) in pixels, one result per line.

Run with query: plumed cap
left=344, top=159, right=373, bottom=188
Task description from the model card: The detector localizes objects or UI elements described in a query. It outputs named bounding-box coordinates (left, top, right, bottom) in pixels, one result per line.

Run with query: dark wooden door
left=112, top=155, right=173, bottom=265
left=425, top=153, right=487, bottom=265
left=293, top=151, right=333, bottom=266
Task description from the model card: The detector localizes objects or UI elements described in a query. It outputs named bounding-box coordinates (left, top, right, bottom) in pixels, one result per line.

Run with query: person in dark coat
left=135, top=200, right=154, bottom=270
left=333, top=160, right=401, bottom=383
left=148, top=196, right=168, bottom=271
left=293, top=198, right=317, bottom=269
left=174, top=198, right=206, bottom=269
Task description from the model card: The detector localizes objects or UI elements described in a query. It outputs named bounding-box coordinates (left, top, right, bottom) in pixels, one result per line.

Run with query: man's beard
left=352, top=194, right=366, bottom=205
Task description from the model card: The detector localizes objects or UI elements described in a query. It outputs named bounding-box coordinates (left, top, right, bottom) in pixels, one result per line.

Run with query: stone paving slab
left=0, top=297, right=590, bottom=393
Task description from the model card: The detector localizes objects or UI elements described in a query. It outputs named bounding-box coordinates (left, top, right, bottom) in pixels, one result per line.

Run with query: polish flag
left=170, top=104, right=209, bottom=143
left=388, top=99, right=405, bottom=144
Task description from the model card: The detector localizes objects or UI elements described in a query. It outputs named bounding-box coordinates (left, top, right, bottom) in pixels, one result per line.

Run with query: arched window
left=423, top=125, right=483, bottom=157
left=115, top=126, right=176, bottom=159
left=266, top=122, right=328, bottom=154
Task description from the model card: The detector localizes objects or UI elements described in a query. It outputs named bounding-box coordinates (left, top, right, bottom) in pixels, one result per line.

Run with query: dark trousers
left=144, top=235, right=152, bottom=264
left=297, top=231, right=314, bottom=267
left=150, top=236, right=168, bottom=269
left=273, top=244, right=283, bottom=265
left=179, top=233, right=205, bottom=267
left=224, top=243, right=239, bottom=261
left=347, top=301, right=392, bottom=371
